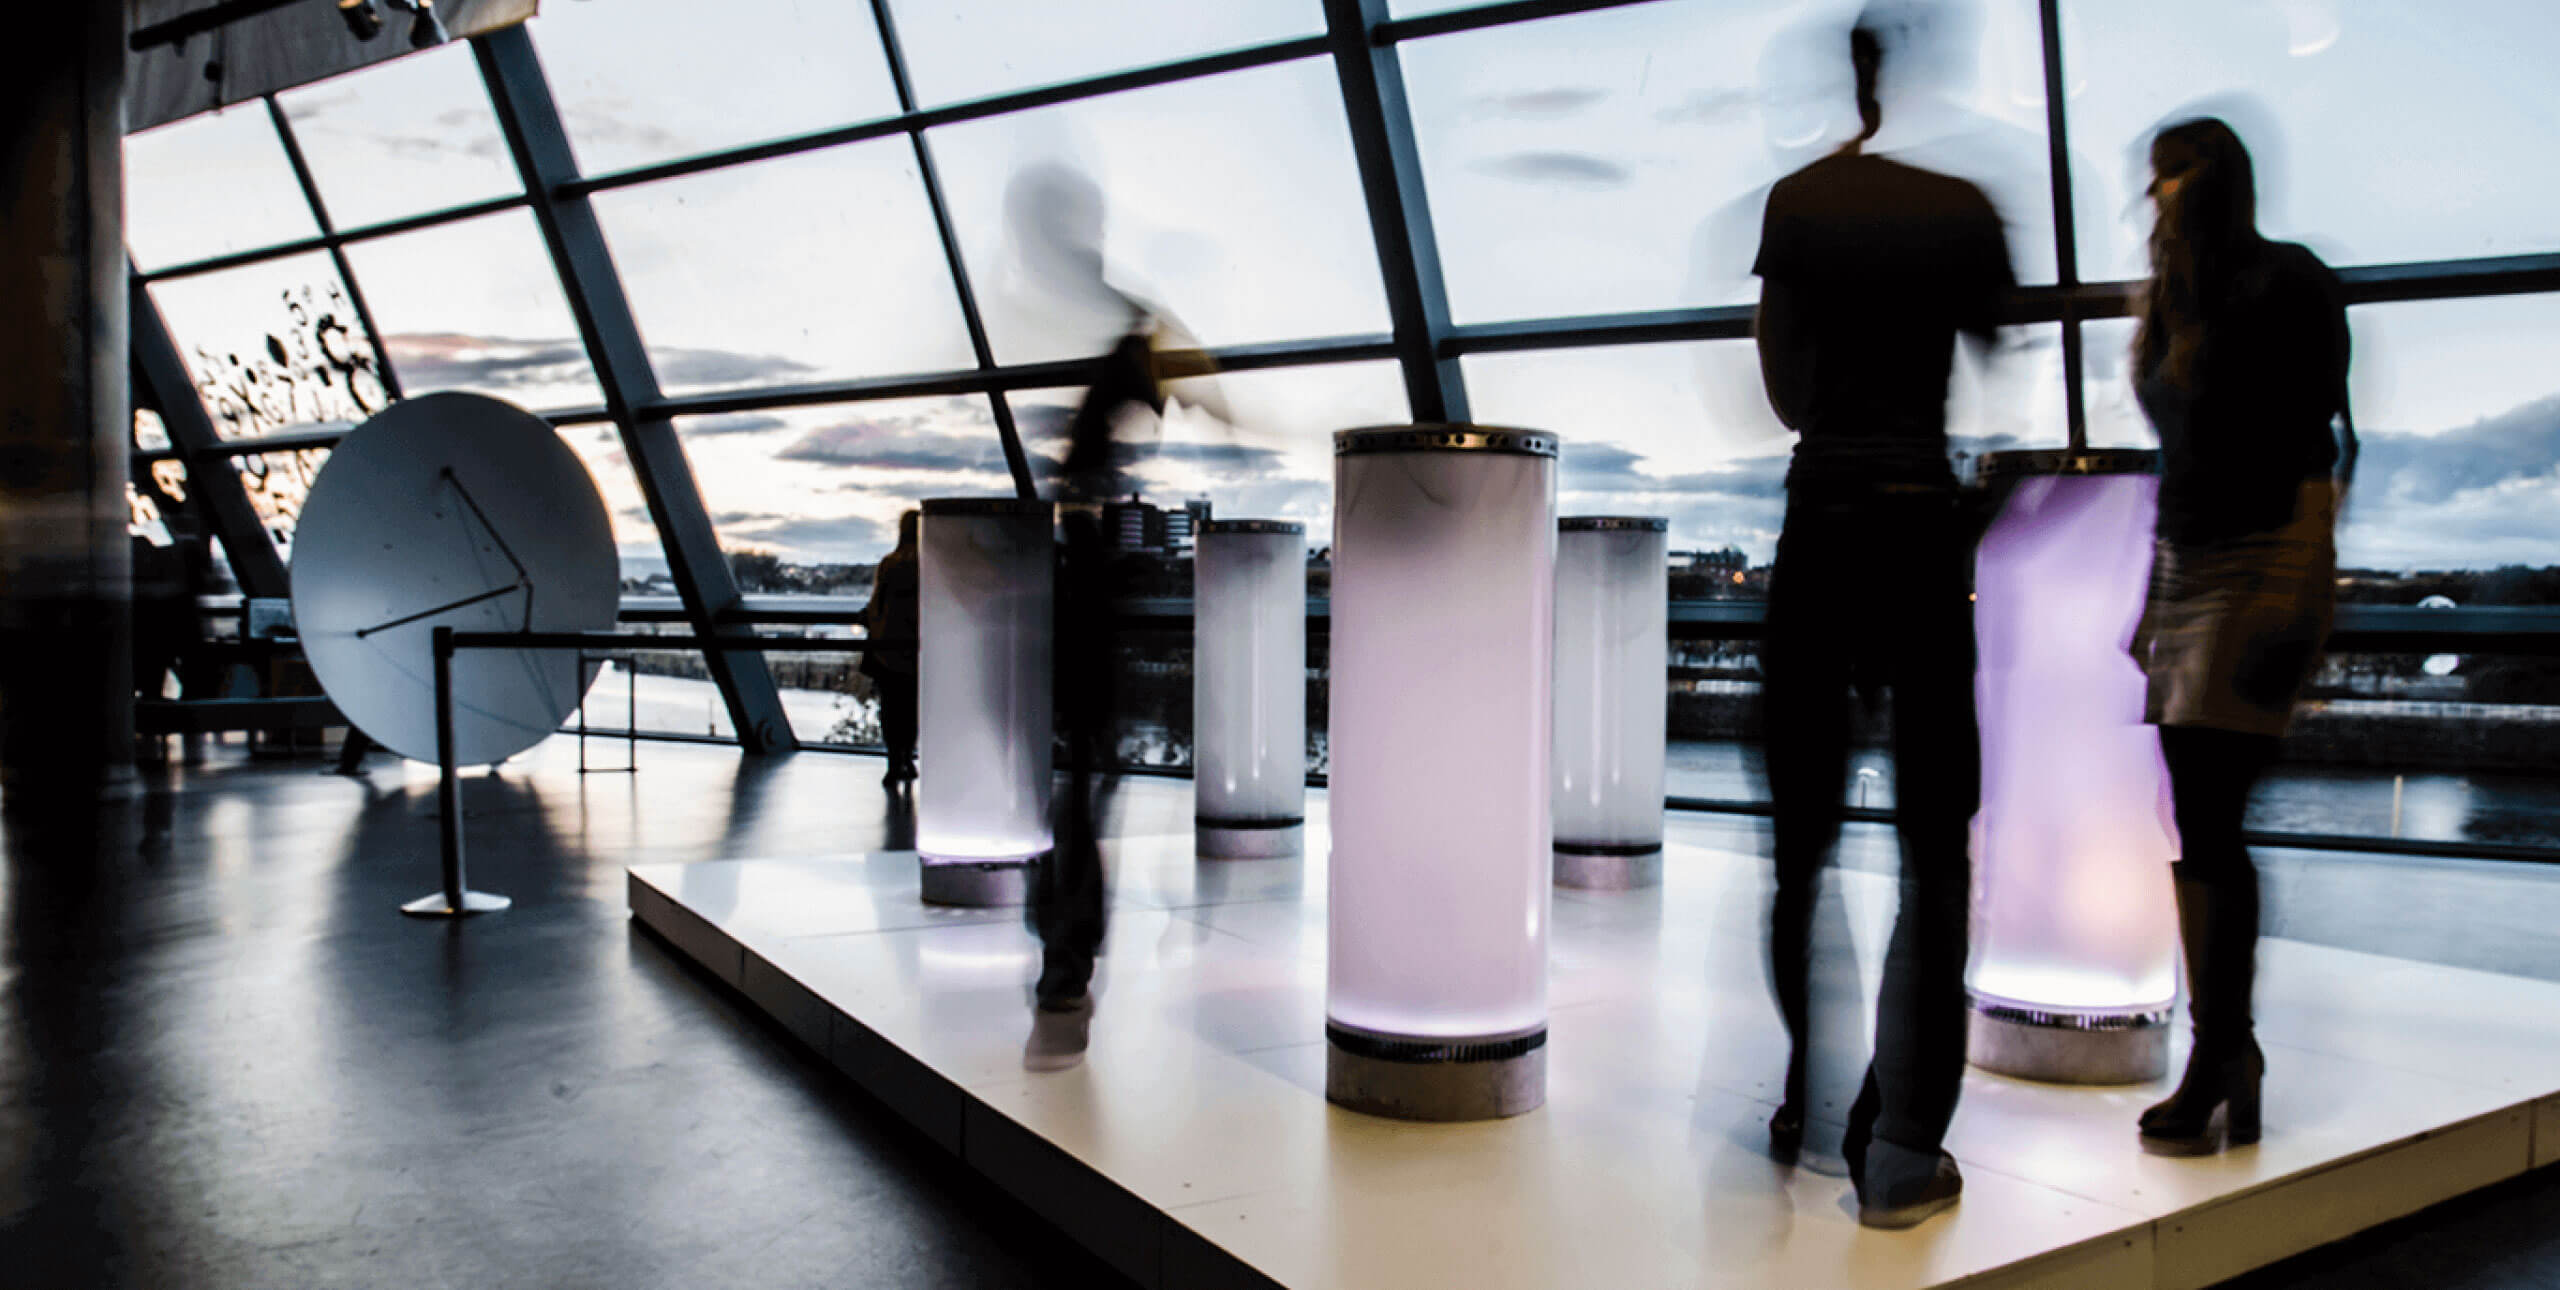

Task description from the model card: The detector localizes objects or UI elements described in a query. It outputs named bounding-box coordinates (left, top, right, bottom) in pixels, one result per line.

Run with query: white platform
left=628, top=820, right=2560, bottom=1290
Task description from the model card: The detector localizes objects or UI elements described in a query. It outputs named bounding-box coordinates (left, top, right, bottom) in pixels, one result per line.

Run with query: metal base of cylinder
left=1967, top=996, right=2173, bottom=1085
left=1197, top=819, right=1304, bottom=859
left=919, top=856, right=1036, bottom=907
left=1323, top=1023, right=1547, bottom=1121
left=1553, top=843, right=1663, bottom=890
left=400, top=889, right=511, bottom=918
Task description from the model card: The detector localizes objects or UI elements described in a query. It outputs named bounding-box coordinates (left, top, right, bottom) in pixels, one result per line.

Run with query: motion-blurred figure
left=2126, top=117, right=2351, bottom=1155
left=1751, top=4, right=2012, bottom=1229
left=860, top=510, right=921, bottom=790
left=1008, top=162, right=1224, bottom=1037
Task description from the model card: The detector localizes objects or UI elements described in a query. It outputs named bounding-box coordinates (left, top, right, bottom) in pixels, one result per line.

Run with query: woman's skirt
left=2140, top=480, right=2339, bottom=738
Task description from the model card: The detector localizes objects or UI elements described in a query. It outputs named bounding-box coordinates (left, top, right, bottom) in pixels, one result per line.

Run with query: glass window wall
left=148, top=253, right=388, bottom=437
left=273, top=43, right=521, bottom=229
left=342, top=209, right=604, bottom=411
left=887, top=0, right=1322, bottom=107
left=531, top=0, right=902, bottom=176
left=124, top=107, right=319, bottom=271
left=592, top=140, right=978, bottom=394
left=930, top=59, right=1391, bottom=365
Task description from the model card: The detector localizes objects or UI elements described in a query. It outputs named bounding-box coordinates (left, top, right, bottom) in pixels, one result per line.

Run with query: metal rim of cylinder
left=1559, top=516, right=1669, bottom=532
left=1333, top=424, right=1558, bottom=459
left=1972, top=447, right=2163, bottom=479
left=1199, top=519, right=1306, bottom=535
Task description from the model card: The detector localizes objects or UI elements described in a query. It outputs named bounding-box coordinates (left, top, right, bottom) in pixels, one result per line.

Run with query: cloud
left=1141, top=440, right=1289, bottom=474
left=386, top=333, right=594, bottom=396
left=683, top=412, right=790, bottom=437
left=652, top=345, right=820, bottom=390
left=715, top=513, right=890, bottom=561
left=1471, top=151, right=1635, bottom=190
left=557, top=104, right=689, bottom=166
left=1477, top=88, right=1608, bottom=118
left=2355, top=395, right=2560, bottom=507
left=778, top=421, right=1011, bottom=474
left=1559, top=441, right=1791, bottom=501
left=1656, top=87, right=1754, bottom=126
left=384, top=332, right=815, bottom=402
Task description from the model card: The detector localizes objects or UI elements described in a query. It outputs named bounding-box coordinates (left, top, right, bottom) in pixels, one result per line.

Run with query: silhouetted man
left=1753, top=2, right=2012, bottom=1230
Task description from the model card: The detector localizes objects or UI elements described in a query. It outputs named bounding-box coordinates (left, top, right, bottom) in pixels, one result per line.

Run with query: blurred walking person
left=1752, top=2, right=2013, bottom=1229
left=2126, top=116, right=2352, bottom=1154
left=860, top=511, right=921, bottom=790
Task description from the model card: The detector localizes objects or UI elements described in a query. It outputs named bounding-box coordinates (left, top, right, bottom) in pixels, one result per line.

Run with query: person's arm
left=1958, top=192, right=2017, bottom=355
left=1750, top=179, right=1813, bottom=434
left=1754, top=282, right=1815, bottom=433
left=2322, top=264, right=2357, bottom=496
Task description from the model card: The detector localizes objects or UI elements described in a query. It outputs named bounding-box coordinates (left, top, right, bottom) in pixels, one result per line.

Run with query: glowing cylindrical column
left=917, top=498, right=1055, bottom=906
left=1553, top=516, right=1668, bottom=890
left=1195, top=519, right=1308, bottom=859
left=1967, top=450, right=2179, bottom=1083
left=1328, top=425, right=1556, bottom=1121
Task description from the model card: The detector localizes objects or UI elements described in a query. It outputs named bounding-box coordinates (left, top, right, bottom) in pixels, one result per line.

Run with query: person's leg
left=1851, top=497, right=1978, bottom=1225
left=878, top=672, right=917, bottom=783
left=2146, top=723, right=2276, bottom=1149
left=1760, top=517, right=1855, bottom=1148
left=1034, top=520, right=1112, bottom=1010
left=1866, top=615, right=1978, bottom=1157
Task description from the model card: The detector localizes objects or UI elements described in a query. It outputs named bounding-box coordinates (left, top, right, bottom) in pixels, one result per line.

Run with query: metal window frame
left=124, top=1, right=2560, bottom=769
left=262, top=94, right=406, bottom=404
left=474, top=25, right=798, bottom=753
left=128, top=272, right=293, bottom=599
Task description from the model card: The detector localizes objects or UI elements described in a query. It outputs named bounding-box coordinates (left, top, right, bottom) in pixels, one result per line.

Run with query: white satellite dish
left=291, top=392, right=619, bottom=768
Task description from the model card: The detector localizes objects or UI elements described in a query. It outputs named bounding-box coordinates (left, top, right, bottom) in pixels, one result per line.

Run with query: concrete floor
left=3, top=735, right=2555, bottom=1289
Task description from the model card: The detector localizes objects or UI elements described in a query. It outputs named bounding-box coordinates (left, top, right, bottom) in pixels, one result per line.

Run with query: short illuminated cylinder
left=1553, top=517, right=1669, bottom=890
left=1967, top=451, right=2179, bottom=1083
left=1194, top=519, right=1308, bottom=859
left=917, top=498, right=1055, bottom=907
left=1328, top=425, right=1556, bottom=1121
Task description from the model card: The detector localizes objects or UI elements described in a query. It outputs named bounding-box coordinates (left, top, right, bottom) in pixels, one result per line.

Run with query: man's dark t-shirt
left=1754, top=152, right=2014, bottom=486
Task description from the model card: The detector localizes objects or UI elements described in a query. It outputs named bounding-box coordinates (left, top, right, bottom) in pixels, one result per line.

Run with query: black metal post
left=402, top=625, right=511, bottom=917
left=473, top=25, right=800, bottom=753
left=1324, top=0, right=1470, bottom=423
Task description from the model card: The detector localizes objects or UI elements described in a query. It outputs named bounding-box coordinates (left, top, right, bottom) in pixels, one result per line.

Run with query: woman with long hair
left=2127, top=117, right=2354, bottom=1153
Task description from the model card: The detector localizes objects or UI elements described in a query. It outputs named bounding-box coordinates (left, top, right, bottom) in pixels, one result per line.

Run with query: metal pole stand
left=576, top=648, right=638, bottom=774
left=403, top=625, right=512, bottom=918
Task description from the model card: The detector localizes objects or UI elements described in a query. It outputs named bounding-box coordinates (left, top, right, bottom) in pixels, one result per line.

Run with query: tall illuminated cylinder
left=917, top=498, right=1055, bottom=906
left=1195, top=519, right=1308, bottom=859
left=1553, top=517, right=1668, bottom=889
left=1967, top=451, right=2179, bottom=1083
left=1328, top=425, right=1556, bottom=1121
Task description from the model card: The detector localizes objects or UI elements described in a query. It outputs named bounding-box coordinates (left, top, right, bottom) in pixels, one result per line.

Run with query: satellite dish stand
left=399, top=624, right=513, bottom=918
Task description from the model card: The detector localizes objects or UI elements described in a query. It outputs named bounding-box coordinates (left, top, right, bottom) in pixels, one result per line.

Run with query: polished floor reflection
left=4, top=735, right=2557, bottom=1288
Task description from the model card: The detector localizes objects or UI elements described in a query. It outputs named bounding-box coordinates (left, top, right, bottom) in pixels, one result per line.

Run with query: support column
left=474, top=25, right=799, bottom=753
left=0, top=4, right=133, bottom=816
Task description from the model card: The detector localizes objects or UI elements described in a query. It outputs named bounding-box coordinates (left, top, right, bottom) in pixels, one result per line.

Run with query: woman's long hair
left=2133, top=117, right=2261, bottom=388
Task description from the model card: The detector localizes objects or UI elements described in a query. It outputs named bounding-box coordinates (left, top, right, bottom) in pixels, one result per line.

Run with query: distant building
left=1167, top=498, right=1211, bottom=555
left=1104, top=495, right=1168, bottom=554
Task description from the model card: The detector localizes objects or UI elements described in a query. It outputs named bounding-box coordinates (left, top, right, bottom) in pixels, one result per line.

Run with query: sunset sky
left=125, top=0, right=2560, bottom=575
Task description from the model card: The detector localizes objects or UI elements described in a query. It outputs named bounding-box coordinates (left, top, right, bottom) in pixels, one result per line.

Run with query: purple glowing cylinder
left=1968, top=464, right=2180, bottom=1022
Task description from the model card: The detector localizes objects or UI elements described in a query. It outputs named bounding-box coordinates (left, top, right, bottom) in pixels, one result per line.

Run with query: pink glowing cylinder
left=1194, top=519, right=1308, bottom=859
left=917, top=498, right=1055, bottom=907
left=1966, top=452, right=2180, bottom=1082
left=1327, top=425, right=1555, bottom=1120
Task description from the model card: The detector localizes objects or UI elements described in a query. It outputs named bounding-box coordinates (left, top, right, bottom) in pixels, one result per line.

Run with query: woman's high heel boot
left=2142, top=864, right=2263, bottom=1154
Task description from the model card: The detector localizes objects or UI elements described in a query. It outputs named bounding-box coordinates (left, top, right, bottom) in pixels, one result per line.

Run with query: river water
left=575, top=665, right=2560, bottom=852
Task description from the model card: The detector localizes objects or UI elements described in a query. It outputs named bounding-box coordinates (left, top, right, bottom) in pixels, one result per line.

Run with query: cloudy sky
left=125, top=0, right=2559, bottom=574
